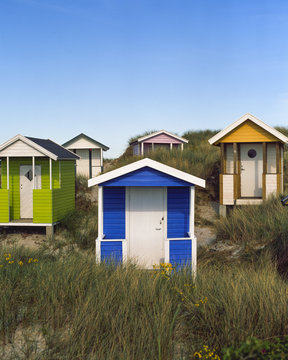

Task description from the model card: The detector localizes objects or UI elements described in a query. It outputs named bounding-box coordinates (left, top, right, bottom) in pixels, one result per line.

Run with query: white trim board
left=88, top=158, right=206, bottom=188
left=208, top=113, right=288, bottom=145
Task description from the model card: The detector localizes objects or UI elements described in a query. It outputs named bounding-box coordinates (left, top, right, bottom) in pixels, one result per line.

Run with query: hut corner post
left=96, top=186, right=103, bottom=263
left=189, top=186, right=197, bottom=276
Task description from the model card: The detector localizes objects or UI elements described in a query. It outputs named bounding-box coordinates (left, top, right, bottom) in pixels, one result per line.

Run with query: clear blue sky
left=1, top=0, right=288, bottom=158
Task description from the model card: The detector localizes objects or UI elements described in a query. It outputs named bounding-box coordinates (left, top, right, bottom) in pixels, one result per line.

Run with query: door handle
left=155, top=227, right=162, bottom=230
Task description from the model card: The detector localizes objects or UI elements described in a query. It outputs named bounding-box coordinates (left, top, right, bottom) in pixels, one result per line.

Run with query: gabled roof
left=130, top=130, right=188, bottom=144
left=62, top=133, right=109, bottom=151
left=208, top=113, right=288, bottom=145
left=88, top=158, right=205, bottom=188
left=0, top=134, right=79, bottom=160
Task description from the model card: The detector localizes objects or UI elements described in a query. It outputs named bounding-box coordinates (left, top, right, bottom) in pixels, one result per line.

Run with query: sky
left=1, top=0, right=288, bottom=158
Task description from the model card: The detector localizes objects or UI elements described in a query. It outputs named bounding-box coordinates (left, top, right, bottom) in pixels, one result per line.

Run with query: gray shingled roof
left=27, top=137, right=79, bottom=160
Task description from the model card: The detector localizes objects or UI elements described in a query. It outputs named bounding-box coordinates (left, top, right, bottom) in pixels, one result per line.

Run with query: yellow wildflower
left=18, top=261, right=24, bottom=266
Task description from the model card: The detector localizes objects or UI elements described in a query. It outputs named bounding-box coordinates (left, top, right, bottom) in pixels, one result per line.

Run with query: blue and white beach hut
left=88, top=158, right=205, bottom=271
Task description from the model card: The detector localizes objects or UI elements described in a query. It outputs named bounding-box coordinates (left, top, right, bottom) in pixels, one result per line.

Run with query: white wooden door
left=240, top=144, right=263, bottom=197
left=128, top=187, right=165, bottom=269
left=20, top=165, right=41, bottom=219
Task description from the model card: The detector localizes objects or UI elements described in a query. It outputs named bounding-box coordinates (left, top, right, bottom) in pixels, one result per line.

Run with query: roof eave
left=88, top=158, right=205, bottom=188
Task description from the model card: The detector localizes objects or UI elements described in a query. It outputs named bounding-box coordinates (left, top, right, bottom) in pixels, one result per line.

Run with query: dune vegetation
left=1, top=128, right=288, bottom=359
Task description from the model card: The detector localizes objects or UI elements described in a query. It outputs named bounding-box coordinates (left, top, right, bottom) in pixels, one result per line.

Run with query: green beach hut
left=0, top=134, right=79, bottom=235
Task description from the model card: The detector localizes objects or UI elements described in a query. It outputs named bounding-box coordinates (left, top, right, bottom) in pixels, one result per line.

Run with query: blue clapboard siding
left=170, top=240, right=192, bottom=266
left=100, top=167, right=191, bottom=187
left=103, top=187, right=125, bottom=239
left=167, top=187, right=190, bottom=238
left=101, top=241, right=122, bottom=262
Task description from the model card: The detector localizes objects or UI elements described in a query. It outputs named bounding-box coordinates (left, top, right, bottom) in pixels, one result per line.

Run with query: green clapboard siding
left=52, top=161, right=75, bottom=222
left=33, top=189, right=53, bottom=223
left=0, top=158, right=76, bottom=223
left=0, top=190, right=9, bottom=222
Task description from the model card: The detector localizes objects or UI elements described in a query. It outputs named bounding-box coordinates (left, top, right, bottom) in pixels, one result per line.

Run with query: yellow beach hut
left=208, top=113, right=288, bottom=216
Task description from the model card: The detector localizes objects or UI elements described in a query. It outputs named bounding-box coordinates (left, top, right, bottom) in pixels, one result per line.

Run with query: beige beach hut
left=208, top=113, right=288, bottom=216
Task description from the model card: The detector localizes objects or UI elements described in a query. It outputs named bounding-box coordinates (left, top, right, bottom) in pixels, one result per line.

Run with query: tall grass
left=1, top=247, right=288, bottom=359
left=187, top=258, right=288, bottom=349
left=215, top=196, right=288, bottom=247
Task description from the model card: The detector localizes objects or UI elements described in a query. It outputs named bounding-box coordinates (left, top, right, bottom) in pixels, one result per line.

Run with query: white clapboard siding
left=223, top=174, right=234, bottom=205
left=266, top=174, right=277, bottom=197
left=75, top=149, right=90, bottom=176
left=92, top=149, right=101, bottom=166
left=267, top=143, right=276, bottom=173
left=68, top=137, right=101, bottom=149
left=0, top=140, right=44, bottom=157
left=281, top=146, right=284, bottom=191
left=225, top=144, right=233, bottom=174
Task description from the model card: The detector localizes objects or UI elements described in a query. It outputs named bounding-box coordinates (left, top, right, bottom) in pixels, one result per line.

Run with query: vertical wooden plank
left=237, top=144, right=241, bottom=198
left=7, top=156, right=9, bottom=190
left=49, top=158, right=52, bottom=190
left=189, top=186, right=195, bottom=238
left=7, top=156, right=10, bottom=221
left=276, top=143, right=281, bottom=193
left=165, top=240, right=170, bottom=263
left=220, top=143, right=225, bottom=174
left=89, top=150, right=92, bottom=178
left=233, top=143, right=239, bottom=199
left=263, top=143, right=267, bottom=174
left=281, top=144, right=284, bottom=192
left=233, top=143, right=237, bottom=174
left=181, top=143, right=184, bottom=151
left=100, top=148, right=103, bottom=169
left=32, top=156, right=35, bottom=190
left=96, top=185, right=103, bottom=263
left=219, top=174, right=223, bottom=205
left=192, top=237, right=197, bottom=278
left=262, top=143, right=267, bottom=199
left=276, top=143, right=280, bottom=173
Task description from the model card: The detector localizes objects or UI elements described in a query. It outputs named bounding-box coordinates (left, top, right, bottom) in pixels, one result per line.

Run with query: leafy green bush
left=223, top=337, right=288, bottom=359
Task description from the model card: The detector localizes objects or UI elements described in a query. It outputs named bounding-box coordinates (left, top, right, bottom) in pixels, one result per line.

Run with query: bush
left=223, top=337, right=288, bottom=359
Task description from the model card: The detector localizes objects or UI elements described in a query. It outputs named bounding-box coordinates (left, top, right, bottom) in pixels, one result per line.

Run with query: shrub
left=223, top=337, right=288, bottom=359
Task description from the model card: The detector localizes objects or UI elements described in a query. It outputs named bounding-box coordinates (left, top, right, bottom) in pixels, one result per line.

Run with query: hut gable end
left=143, top=133, right=183, bottom=144
left=218, top=120, right=279, bottom=144
left=0, top=139, right=45, bottom=157
left=100, top=167, right=192, bottom=187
